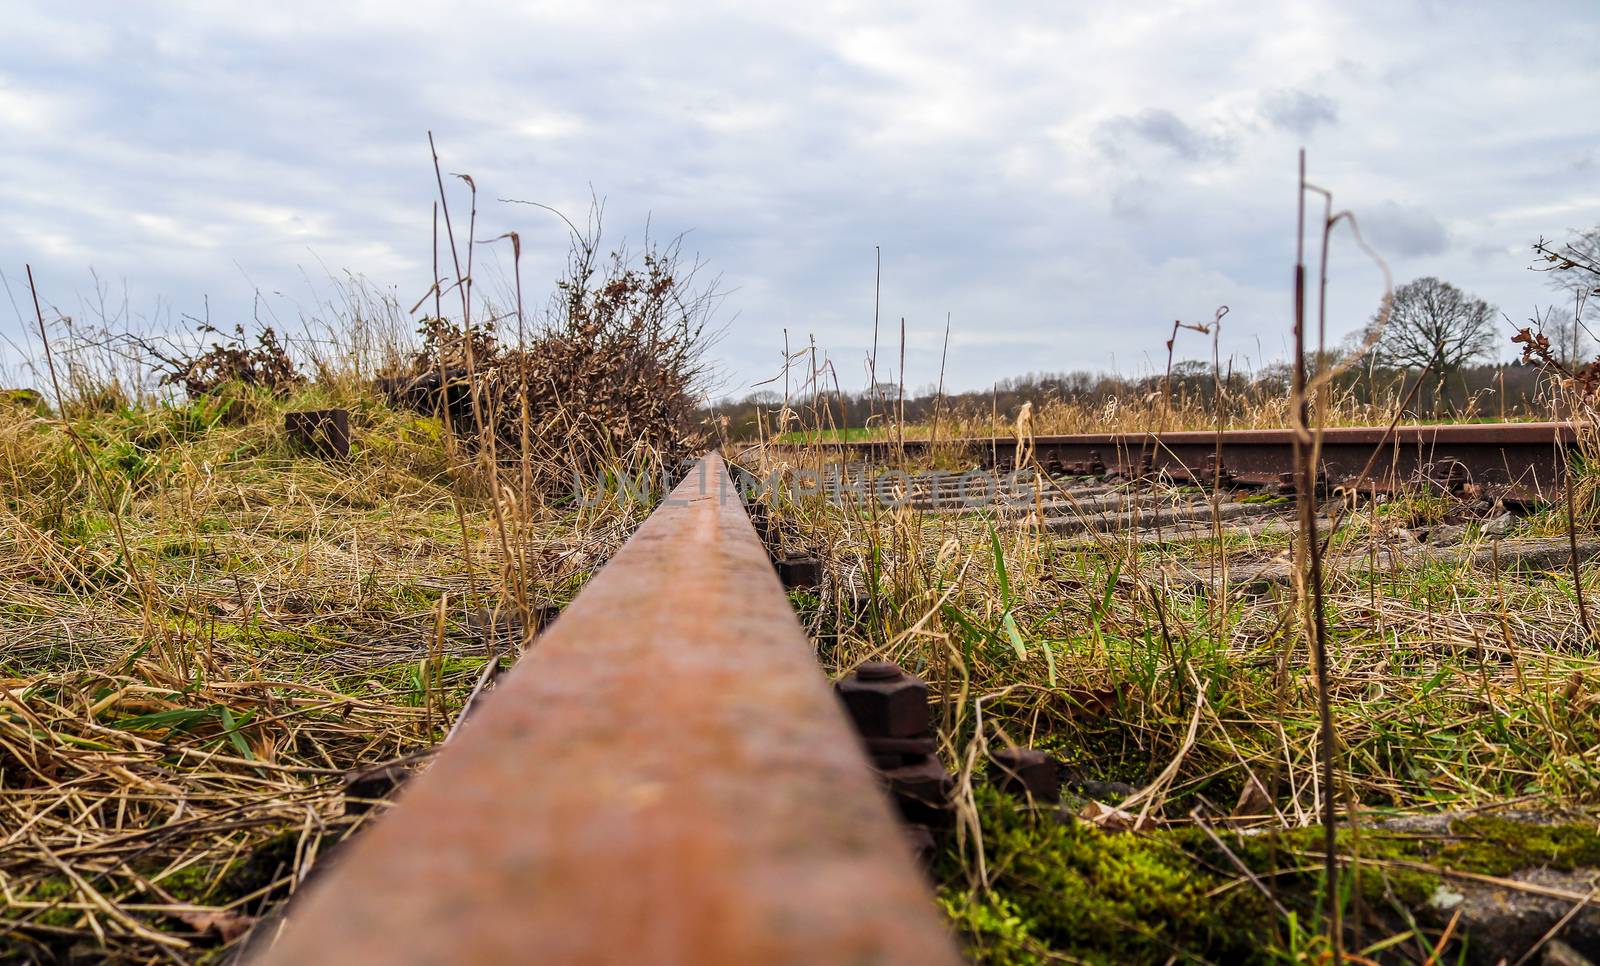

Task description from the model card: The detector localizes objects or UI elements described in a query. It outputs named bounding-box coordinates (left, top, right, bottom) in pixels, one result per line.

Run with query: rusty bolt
left=1203, top=454, right=1234, bottom=487
left=855, top=661, right=901, bottom=681
left=836, top=662, right=929, bottom=739
left=1423, top=459, right=1469, bottom=495
left=988, top=748, right=1061, bottom=804
left=286, top=408, right=351, bottom=459
left=1087, top=450, right=1105, bottom=476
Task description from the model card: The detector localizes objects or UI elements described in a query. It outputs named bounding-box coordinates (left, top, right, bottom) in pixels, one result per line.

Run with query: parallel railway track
left=790, top=421, right=1578, bottom=502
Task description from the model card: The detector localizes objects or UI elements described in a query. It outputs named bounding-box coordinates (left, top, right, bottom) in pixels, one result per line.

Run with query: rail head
left=771, top=421, right=1577, bottom=497
left=253, top=452, right=958, bottom=965
left=785, top=421, right=1579, bottom=453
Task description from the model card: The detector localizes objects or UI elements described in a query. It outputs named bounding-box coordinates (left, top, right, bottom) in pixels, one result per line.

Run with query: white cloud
left=1259, top=89, right=1339, bottom=136
left=1362, top=201, right=1449, bottom=258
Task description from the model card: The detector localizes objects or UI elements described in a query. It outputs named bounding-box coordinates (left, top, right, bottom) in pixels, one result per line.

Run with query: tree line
left=704, top=229, right=1600, bottom=441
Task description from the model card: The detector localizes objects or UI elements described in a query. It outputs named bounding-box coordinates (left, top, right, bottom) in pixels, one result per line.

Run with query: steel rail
left=794, top=421, right=1578, bottom=498
left=254, top=452, right=959, bottom=965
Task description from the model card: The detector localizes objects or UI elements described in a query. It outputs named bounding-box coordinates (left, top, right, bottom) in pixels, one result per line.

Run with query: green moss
left=155, top=536, right=213, bottom=559
left=154, top=829, right=308, bottom=908
left=197, top=515, right=232, bottom=534
left=375, top=582, right=446, bottom=609
left=1383, top=815, right=1600, bottom=875
left=259, top=627, right=344, bottom=653
left=941, top=890, right=1051, bottom=965
left=1187, top=814, right=1600, bottom=929
left=153, top=861, right=227, bottom=904
left=942, top=789, right=1271, bottom=964
left=947, top=790, right=1600, bottom=963
left=1240, top=493, right=1292, bottom=505
left=17, top=875, right=83, bottom=929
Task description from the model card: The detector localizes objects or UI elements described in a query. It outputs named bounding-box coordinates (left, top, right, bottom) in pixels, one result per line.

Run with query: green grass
left=772, top=425, right=879, bottom=443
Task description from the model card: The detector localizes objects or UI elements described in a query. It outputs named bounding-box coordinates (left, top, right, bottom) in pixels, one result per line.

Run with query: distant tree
left=1534, top=307, right=1596, bottom=367
left=1369, top=277, right=1497, bottom=377
left=1256, top=361, right=1293, bottom=394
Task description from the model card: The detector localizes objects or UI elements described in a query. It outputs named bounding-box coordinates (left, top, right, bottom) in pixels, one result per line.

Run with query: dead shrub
left=150, top=323, right=304, bottom=398
left=394, top=221, right=716, bottom=492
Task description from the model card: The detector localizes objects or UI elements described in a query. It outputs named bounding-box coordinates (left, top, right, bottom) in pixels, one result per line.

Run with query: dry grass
left=0, top=381, right=653, bottom=962
left=788, top=377, right=1544, bottom=444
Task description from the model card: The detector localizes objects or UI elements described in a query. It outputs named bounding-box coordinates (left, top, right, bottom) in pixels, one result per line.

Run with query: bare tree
left=1368, top=276, right=1496, bottom=375
left=1532, top=230, right=1599, bottom=365
left=1535, top=227, right=1600, bottom=311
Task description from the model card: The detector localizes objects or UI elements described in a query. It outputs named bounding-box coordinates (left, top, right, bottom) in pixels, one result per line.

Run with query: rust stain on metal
left=255, top=452, right=958, bottom=965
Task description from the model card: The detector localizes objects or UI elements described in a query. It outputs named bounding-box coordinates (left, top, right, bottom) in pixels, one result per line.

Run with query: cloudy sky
left=3, top=1, right=1597, bottom=397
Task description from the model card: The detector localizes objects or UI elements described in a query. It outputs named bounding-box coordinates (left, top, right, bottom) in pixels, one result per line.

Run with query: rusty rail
left=798, top=421, right=1578, bottom=499
left=254, top=452, right=959, bottom=964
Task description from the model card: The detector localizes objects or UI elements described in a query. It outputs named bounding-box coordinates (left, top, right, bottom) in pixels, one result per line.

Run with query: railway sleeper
left=1038, top=500, right=1280, bottom=534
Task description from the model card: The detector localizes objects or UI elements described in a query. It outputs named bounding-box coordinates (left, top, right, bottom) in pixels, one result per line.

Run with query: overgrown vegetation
left=395, top=222, right=716, bottom=490
left=945, top=790, right=1600, bottom=964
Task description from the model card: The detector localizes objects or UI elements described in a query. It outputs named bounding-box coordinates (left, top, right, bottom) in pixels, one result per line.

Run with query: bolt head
left=836, top=667, right=929, bottom=739
left=855, top=660, right=902, bottom=681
